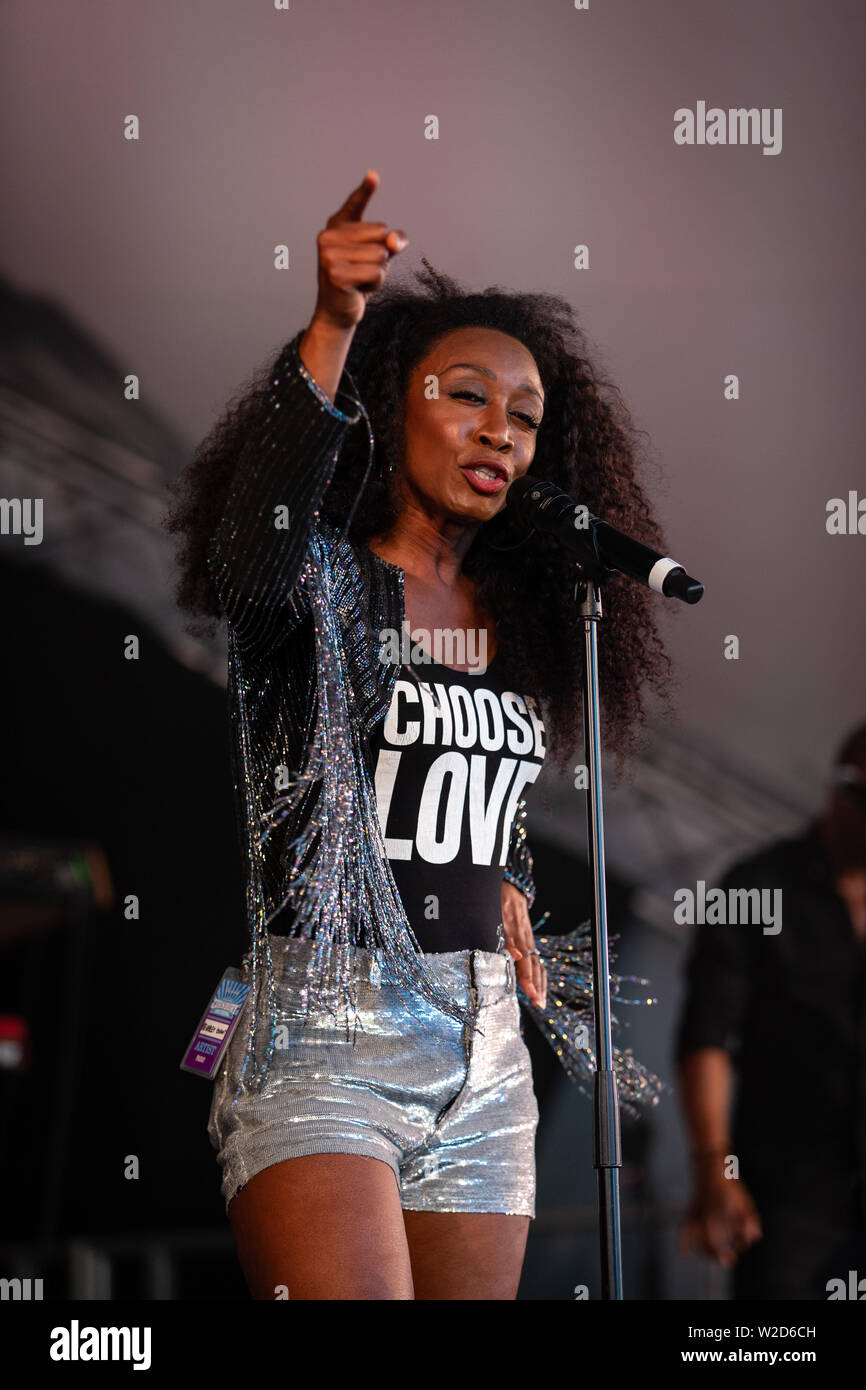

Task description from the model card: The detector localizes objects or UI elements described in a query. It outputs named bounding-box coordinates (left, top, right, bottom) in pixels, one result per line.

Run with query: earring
left=378, top=452, right=396, bottom=478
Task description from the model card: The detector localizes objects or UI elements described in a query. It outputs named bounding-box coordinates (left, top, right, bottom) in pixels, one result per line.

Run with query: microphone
left=506, top=476, right=703, bottom=604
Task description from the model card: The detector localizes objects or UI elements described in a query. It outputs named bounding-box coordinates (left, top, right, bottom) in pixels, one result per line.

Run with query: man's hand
left=501, top=879, right=546, bottom=1008
left=679, top=1169, right=763, bottom=1268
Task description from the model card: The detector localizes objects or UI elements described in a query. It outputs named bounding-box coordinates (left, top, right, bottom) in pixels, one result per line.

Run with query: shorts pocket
left=267, top=962, right=335, bottom=1023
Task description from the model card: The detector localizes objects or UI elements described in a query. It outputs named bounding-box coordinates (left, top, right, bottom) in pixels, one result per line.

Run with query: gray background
left=4, top=0, right=864, bottom=793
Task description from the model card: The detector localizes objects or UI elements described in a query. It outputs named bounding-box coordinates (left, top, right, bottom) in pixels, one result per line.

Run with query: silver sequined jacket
left=206, top=329, right=538, bottom=1088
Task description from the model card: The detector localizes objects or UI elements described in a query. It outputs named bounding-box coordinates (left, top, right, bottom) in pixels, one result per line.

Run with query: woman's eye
left=449, top=391, right=540, bottom=430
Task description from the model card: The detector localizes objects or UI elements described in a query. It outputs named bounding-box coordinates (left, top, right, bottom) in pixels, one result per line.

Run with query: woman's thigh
left=228, top=1153, right=414, bottom=1300
left=403, top=1209, right=531, bottom=1299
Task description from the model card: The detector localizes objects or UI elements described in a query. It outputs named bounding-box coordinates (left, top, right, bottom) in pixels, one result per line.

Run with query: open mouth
left=460, top=462, right=508, bottom=494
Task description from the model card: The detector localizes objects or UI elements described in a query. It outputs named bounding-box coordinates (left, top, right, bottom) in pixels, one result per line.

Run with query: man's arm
left=678, top=1046, right=736, bottom=1177
left=674, top=867, right=763, bottom=1265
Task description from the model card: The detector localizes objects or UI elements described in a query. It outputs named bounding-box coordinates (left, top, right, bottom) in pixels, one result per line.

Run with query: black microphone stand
left=571, top=529, right=623, bottom=1300
left=505, top=476, right=703, bottom=1296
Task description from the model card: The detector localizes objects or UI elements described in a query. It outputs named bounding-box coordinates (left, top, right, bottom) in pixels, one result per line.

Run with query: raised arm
left=205, top=333, right=358, bottom=661
left=206, top=170, right=409, bottom=660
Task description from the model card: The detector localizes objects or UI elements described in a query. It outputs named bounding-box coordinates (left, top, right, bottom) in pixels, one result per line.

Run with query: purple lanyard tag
left=179, top=966, right=250, bottom=1080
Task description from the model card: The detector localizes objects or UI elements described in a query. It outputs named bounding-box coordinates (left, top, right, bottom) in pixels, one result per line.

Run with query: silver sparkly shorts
left=207, top=936, right=540, bottom=1218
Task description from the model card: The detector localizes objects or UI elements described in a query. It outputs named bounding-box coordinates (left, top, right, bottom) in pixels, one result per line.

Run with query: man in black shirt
left=675, top=723, right=866, bottom=1300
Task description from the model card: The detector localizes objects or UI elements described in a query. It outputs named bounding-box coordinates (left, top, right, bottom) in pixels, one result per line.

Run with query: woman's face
left=397, top=325, right=545, bottom=526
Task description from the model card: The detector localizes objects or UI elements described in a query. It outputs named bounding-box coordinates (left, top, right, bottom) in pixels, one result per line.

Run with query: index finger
left=333, top=169, right=380, bottom=223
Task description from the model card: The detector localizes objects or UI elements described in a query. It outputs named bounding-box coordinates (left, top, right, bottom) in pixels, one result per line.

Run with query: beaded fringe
left=518, top=914, right=667, bottom=1114
left=234, top=528, right=480, bottom=1095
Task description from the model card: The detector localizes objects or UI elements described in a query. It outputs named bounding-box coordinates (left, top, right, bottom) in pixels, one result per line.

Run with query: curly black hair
left=164, top=260, right=675, bottom=777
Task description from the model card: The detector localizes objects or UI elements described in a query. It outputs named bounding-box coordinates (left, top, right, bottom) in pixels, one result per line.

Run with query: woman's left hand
left=501, top=880, right=547, bottom=1008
